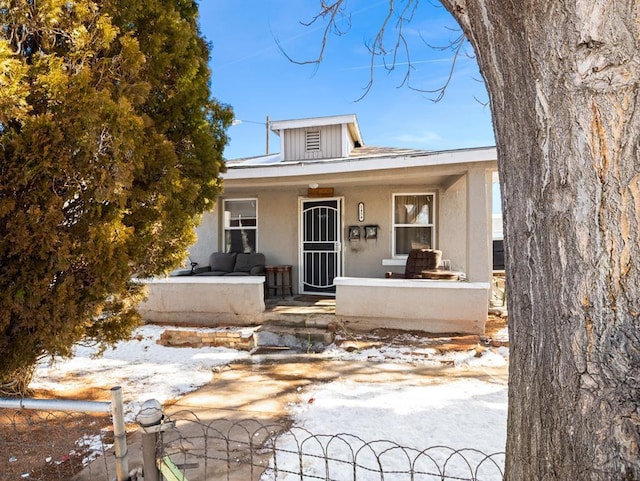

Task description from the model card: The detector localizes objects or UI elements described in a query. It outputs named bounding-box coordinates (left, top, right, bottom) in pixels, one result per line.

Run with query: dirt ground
left=0, top=409, right=113, bottom=481
left=335, top=313, right=508, bottom=352
left=0, top=314, right=508, bottom=481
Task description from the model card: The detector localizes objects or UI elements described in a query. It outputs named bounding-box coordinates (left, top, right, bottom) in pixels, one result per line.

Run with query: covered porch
left=151, top=142, right=500, bottom=335
left=138, top=275, right=492, bottom=335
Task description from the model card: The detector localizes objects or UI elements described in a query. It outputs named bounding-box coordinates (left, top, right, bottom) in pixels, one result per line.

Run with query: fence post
left=110, top=386, right=129, bottom=481
left=139, top=399, right=163, bottom=481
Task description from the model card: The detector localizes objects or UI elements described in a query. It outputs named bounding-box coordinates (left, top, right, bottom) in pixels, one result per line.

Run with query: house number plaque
left=358, top=202, right=365, bottom=222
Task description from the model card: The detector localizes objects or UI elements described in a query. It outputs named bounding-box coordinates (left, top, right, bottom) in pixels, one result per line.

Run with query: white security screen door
left=299, top=198, right=342, bottom=295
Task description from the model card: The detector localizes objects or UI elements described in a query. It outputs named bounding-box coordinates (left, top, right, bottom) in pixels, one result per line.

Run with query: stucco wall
left=189, top=186, right=479, bottom=291
left=341, top=185, right=390, bottom=278
left=255, top=189, right=300, bottom=265
left=138, top=276, right=265, bottom=326
left=191, top=210, right=219, bottom=267
left=194, top=189, right=304, bottom=290
left=335, top=277, right=490, bottom=334
left=438, top=177, right=467, bottom=272
left=339, top=183, right=463, bottom=278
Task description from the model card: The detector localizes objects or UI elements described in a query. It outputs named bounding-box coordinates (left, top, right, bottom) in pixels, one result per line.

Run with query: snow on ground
left=32, top=325, right=509, bottom=419
left=270, top=325, right=509, bottom=480
left=31, top=323, right=509, bottom=477
left=322, top=340, right=509, bottom=367
left=271, top=378, right=508, bottom=480
left=32, top=324, right=251, bottom=421
left=290, top=378, right=507, bottom=451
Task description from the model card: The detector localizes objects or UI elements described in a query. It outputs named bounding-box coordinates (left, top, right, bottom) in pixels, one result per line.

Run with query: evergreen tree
left=0, top=0, right=232, bottom=395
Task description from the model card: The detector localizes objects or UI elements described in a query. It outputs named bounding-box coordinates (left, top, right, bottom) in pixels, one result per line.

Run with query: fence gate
left=299, top=198, right=342, bottom=295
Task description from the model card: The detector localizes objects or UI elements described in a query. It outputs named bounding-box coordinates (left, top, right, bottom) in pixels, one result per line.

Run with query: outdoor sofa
left=196, top=252, right=266, bottom=276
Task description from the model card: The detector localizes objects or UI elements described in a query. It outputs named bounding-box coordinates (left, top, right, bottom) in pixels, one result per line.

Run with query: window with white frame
left=392, top=193, right=435, bottom=256
left=223, top=198, right=257, bottom=253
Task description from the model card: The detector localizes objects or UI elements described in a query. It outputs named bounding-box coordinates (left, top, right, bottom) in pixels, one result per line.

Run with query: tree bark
left=440, top=1, right=640, bottom=479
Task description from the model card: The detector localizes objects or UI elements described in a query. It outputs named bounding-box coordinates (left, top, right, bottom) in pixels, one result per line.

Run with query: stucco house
left=140, top=114, right=498, bottom=334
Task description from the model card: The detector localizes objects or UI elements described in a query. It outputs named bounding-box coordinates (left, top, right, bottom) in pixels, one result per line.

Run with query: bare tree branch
left=275, top=1, right=349, bottom=68
left=281, top=0, right=471, bottom=102
left=411, top=31, right=466, bottom=102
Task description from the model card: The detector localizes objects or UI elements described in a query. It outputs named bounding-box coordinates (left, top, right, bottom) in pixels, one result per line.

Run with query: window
left=305, top=129, right=321, bottom=152
left=223, top=198, right=257, bottom=253
left=392, top=193, right=435, bottom=256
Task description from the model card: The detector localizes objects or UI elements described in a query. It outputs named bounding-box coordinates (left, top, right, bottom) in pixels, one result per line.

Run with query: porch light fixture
left=309, top=183, right=319, bottom=189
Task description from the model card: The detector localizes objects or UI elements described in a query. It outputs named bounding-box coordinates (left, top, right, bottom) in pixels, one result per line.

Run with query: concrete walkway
left=170, top=355, right=508, bottom=421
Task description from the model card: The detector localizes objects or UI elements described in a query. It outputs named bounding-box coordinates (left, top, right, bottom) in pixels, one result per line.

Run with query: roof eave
left=222, top=146, right=497, bottom=181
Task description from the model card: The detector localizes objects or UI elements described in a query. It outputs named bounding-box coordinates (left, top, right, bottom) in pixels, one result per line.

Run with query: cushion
left=194, top=271, right=227, bottom=276
left=192, top=265, right=211, bottom=275
left=249, top=264, right=265, bottom=275
left=170, top=269, right=193, bottom=277
left=209, top=252, right=236, bottom=273
left=404, top=249, right=442, bottom=277
left=233, top=253, right=266, bottom=273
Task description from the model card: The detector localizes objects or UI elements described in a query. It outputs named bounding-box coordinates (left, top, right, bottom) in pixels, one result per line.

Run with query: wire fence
left=1, top=399, right=505, bottom=481
left=0, top=388, right=128, bottom=481
left=0, top=407, right=117, bottom=481
left=151, top=409, right=505, bottom=481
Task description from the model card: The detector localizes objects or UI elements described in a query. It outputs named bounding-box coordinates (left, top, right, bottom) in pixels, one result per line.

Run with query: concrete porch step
left=264, top=296, right=336, bottom=321
left=252, top=322, right=335, bottom=353
left=261, top=314, right=335, bottom=329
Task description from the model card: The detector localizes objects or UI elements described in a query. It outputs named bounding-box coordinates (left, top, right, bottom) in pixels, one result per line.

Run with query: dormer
left=269, top=114, right=363, bottom=162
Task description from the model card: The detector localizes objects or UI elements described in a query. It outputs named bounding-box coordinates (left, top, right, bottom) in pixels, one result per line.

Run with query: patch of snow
left=77, top=433, right=112, bottom=466
left=32, top=325, right=250, bottom=421
left=266, top=378, right=507, bottom=480
left=323, top=341, right=508, bottom=368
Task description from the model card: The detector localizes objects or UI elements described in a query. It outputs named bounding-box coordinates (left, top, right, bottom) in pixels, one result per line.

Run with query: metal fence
left=1, top=395, right=505, bottom=481
left=0, top=387, right=128, bottom=481
left=145, top=408, right=505, bottom=481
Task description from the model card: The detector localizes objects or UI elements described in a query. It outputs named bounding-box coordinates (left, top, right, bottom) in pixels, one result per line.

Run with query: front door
left=299, top=198, right=343, bottom=295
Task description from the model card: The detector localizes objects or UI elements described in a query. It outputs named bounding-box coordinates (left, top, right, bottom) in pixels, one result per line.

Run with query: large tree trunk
left=442, top=1, right=640, bottom=479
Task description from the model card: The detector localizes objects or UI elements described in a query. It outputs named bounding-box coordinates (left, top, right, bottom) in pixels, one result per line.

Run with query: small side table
left=264, top=265, right=293, bottom=298
left=421, top=270, right=459, bottom=280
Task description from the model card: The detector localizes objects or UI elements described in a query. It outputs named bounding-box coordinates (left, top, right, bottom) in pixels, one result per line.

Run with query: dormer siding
left=282, top=124, right=343, bottom=161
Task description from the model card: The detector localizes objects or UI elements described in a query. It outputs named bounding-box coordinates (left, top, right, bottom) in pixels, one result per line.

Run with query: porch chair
left=385, top=248, right=442, bottom=279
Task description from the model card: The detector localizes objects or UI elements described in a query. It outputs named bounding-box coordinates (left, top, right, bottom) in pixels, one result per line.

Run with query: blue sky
left=198, top=1, right=495, bottom=160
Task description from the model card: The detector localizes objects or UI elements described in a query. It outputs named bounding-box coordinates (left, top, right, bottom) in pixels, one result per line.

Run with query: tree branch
left=282, top=0, right=469, bottom=102
left=276, top=0, right=349, bottom=69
